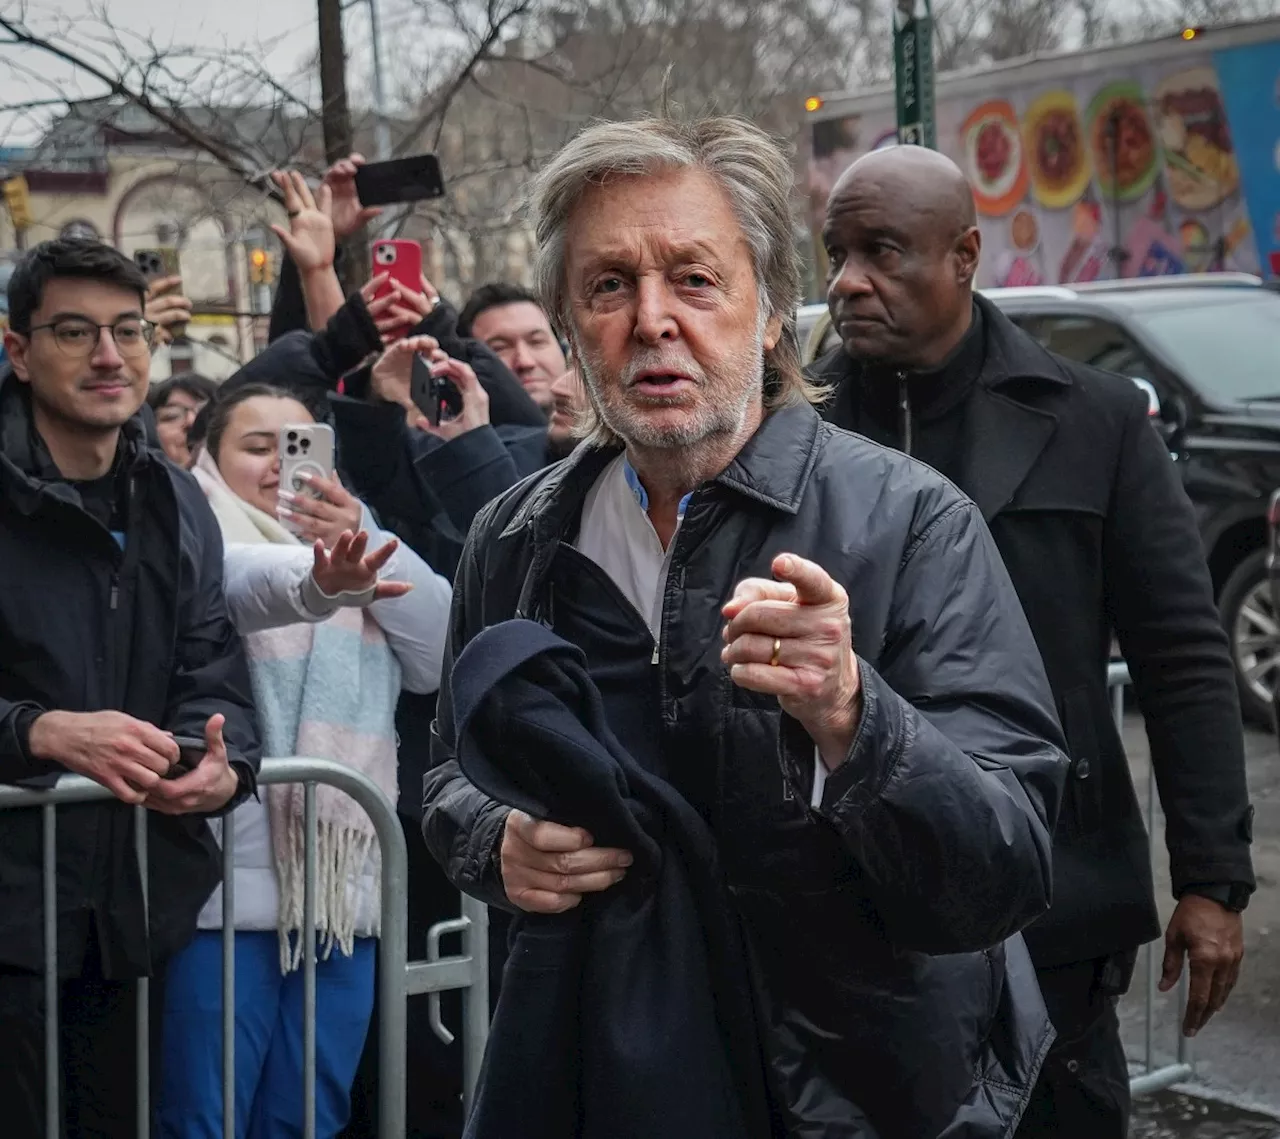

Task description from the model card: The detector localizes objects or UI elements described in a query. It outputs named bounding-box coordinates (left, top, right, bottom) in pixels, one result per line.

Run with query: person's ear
left=762, top=311, right=784, bottom=352
left=954, top=226, right=982, bottom=287
left=3, top=329, right=33, bottom=383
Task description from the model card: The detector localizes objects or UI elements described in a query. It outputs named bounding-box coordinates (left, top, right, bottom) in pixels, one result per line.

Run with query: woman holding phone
left=158, top=383, right=453, bottom=1139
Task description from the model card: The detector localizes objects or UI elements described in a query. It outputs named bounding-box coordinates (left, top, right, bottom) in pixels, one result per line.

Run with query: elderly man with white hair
left=423, top=116, right=1070, bottom=1138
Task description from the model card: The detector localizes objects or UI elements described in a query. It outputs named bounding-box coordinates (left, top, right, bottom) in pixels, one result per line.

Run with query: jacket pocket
left=1060, top=685, right=1103, bottom=834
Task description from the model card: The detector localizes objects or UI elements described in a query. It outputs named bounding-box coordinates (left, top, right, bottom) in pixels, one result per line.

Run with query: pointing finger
left=773, top=554, right=843, bottom=606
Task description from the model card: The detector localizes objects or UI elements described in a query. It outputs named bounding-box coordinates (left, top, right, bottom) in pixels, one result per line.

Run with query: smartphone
left=278, top=423, right=336, bottom=535
left=410, top=355, right=462, bottom=426
left=354, top=154, right=444, bottom=206
left=134, top=246, right=187, bottom=337
left=166, top=734, right=208, bottom=780
left=134, top=246, right=181, bottom=282
left=370, top=239, right=424, bottom=310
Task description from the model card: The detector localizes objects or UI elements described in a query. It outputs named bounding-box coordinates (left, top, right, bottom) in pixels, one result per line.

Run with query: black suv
left=801, top=275, right=1280, bottom=726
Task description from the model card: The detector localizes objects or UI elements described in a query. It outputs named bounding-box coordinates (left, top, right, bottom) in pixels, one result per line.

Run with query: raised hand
left=721, top=553, right=862, bottom=769
left=322, top=153, right=383, bottom=239
left=310, top=531, right=412, bottom=602
left=269, top=170, right=336, bottom=274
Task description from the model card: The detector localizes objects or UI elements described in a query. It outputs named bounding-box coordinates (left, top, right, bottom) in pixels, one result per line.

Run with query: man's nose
left=829, top=258, right=874, bottom=303
left=633, top=277, right=677, bottom=344
left=90, top=327, right=126, bottom=369
left=511, top=342, right=536, bottom=373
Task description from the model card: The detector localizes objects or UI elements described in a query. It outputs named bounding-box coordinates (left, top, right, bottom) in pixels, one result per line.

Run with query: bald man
left=809, top=146, right=1255, bottom=1138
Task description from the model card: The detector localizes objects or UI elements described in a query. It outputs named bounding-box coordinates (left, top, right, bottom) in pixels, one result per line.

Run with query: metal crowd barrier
left=0, top=756, right=490, bottom=1139
left=1107, top=661, right=1195, bottom=1097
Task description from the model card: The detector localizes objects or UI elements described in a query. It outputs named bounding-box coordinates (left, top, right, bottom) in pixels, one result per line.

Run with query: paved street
left=1121, top=711, right=1280, bottom=1135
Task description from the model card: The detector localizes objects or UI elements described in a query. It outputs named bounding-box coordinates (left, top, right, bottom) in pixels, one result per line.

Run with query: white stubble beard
left=573, top=306, right=768, bottom=454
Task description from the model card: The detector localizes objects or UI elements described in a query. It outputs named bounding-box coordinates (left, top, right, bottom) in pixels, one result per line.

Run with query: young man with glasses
left=0, top=239, right=260, bottom=1136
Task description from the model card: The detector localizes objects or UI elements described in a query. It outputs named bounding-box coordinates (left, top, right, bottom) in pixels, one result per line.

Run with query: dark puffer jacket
left=0, top=373, right=260, bottom=977
left=423, top=401, right=1070, bottom=1137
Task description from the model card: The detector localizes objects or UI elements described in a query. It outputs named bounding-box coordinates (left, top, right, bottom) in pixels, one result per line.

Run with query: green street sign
left=893, top=0, right=936, bottom=148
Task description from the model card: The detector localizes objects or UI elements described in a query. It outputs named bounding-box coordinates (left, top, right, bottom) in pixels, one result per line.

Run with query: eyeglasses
left=27, top=317, right=155, bottom=360
left=156, top=402, right=203, bottom=426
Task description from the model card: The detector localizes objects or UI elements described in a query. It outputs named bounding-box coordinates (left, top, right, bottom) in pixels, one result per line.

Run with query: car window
left=1016, top=315, right=1157, bottom=383
left=1131, top=292, right=1280, bottom=402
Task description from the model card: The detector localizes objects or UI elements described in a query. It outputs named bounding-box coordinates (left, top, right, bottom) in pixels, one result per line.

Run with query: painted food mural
left=1024, top=91, right=1092, bottom=209
left=807, top=39, right=1268, bottom=289
left=961, top=100, right=1029, bottom=215
left=1088, top=83, right=1161, bottom=201
left=1153, top=67, right=1240, bottom=210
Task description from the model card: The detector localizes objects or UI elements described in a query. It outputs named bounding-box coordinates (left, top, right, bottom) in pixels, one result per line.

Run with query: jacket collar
left=808, top=295, right=1071, bottom=523
left=501, top=401, right=824, bottom=545
left=971, top=293, right=1073, bottom=391
left=960, top=295, right=1068, bottom=520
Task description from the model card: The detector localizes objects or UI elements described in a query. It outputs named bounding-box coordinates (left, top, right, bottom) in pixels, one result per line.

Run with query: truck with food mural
left=805, top=17, right=1280, bottom=290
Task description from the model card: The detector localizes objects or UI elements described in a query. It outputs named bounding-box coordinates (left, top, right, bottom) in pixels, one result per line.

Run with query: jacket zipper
left=897, top=372, right=913, bottom=457
left=110, top=574, right=119, bottom=610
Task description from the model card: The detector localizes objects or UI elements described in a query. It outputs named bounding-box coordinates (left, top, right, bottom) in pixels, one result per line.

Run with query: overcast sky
left=0, top=0, right=325, bottom=146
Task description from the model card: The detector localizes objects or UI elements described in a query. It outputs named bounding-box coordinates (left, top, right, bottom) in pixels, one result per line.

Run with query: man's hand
left=1160, top=894, right=1245, bottom=1037
left=500, top=809, right=632, bottom=914
left=321, top=153, right=382, bottom=239
left=27, top=710, right=178, bottom=804
left=422, top=355, right=490, bottom=441
left=310, top=531, right=412, bottom=602
left=143, top=714, right=240, bottom=816
left=269, top=170, right=336, bottom=274
left=722, top=553, right=862, bottom=770
left=370, top=334, right=438, bottom=411
left=144, top=276, right=193, bottom=347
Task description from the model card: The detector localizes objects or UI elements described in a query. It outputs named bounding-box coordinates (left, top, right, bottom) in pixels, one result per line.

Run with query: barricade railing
left=0, top=756, right=490, bottom=1139
left=1107, top=661, right=1195, bottom=1097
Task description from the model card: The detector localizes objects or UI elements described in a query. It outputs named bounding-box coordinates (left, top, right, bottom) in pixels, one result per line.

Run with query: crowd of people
left=0, top=117, right=1255, bottom=1139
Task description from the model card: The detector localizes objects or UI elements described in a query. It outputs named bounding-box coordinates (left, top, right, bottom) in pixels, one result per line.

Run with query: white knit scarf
left=193, top=450, right=400, bottom=969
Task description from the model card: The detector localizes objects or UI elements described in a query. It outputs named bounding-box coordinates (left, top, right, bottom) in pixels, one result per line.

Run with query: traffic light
left=248, top=247, right=274, bottom=285
left=2, top=176, right=32, bottom=230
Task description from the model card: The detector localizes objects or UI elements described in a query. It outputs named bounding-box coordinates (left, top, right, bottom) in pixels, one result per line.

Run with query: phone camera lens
left=287, top=431, right=298, bottom=442
left=300, top=438, right=311, bottom=451
left=286, top=444, right=297, bottom=456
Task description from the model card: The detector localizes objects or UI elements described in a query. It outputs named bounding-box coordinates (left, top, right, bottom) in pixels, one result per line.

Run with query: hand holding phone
left=353, top=154, right=444, bottom=206
left=277, top=424, right=337, bottom=537
left=136, top=248, right=188, bottom=340
left=166, top=735, right=209, bottom=780
left=370, top=240, right=424, bottom=315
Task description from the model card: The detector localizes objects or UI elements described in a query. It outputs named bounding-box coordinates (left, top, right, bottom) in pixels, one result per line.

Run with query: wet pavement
left=1132, top=1090, right=1280, bottom=1138
left=1120, top=711, right=1280, bottom=1135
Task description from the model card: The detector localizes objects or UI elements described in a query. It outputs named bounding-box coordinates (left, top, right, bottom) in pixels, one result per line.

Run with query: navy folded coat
left=446, top=619, right=777, bottom=1139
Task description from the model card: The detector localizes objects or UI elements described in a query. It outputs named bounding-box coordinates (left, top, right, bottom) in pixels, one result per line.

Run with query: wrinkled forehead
left=565, top=168, right=752, bottom=274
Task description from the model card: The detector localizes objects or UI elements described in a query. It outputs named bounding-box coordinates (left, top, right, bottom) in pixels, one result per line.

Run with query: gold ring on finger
left=770, top=637, right=782, bottom=667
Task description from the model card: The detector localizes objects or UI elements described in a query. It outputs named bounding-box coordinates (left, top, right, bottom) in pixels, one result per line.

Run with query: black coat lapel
left=960, top=385, right=1058, bottom=522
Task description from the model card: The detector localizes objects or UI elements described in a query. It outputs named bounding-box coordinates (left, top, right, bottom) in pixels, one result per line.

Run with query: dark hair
left=457, top=282, right=545, bottom=338
left=204, top=382, right=305, bottom=462
left=147, top=374, right=218, bottom=412
left=6, top=238, right=148, bottom=335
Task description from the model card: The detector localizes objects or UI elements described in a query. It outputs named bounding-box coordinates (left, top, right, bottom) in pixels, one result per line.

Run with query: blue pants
left=158, top=930, right=375, bottom=1139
